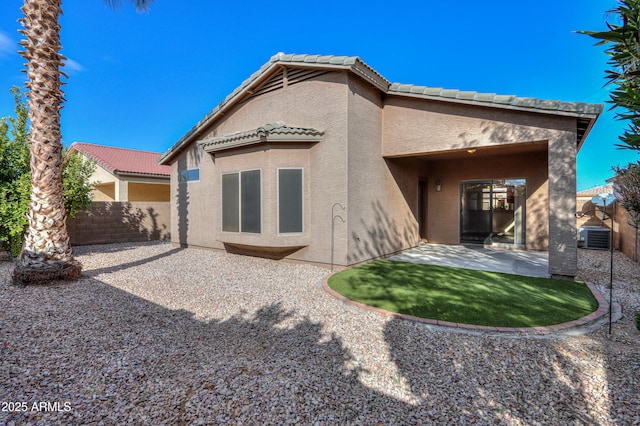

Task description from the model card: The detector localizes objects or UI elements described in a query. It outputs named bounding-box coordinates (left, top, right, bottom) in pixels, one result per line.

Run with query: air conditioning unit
left=578, top=226, right=611, bottom=250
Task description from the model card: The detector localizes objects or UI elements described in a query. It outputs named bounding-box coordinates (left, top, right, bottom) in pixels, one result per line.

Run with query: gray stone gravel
left=1, top=241, right=639, bottom=425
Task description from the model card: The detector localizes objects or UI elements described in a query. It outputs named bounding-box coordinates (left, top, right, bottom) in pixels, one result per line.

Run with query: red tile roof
left=70, top=142, right=170, bottom=177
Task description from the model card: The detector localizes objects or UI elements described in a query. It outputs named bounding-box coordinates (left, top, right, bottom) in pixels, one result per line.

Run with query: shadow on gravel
left=2, top=245, right=637, bottom=424
left=71, top=241, right=167, bottom=257
left=0, top=268, right=407, bottom=424
left=79, top=246, right=184, bottom=277
left=384, top=320, right=608, bottom=424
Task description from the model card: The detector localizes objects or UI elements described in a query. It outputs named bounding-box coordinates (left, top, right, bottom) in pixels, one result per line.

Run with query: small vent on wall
left=242, top=68, right=329, bottom=104
left=287, top=68, right=329, bottom=85
left=249, top=70, right=285, bottom=99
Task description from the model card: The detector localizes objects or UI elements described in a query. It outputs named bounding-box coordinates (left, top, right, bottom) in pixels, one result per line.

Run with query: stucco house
left=159, top=53, right=602, bottom=278
left=69, top=142, right=170, bottom=202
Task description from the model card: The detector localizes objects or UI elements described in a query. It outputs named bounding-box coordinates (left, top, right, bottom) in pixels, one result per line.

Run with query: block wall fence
left=67, top=201, right=170, bottom=246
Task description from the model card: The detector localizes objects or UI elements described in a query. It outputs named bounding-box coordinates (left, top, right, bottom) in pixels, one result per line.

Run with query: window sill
left=218, top=232, right=310, bottom=248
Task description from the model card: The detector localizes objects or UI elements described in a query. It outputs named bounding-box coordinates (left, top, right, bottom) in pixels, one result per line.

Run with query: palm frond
left=104, top=0, right=154, bottom=12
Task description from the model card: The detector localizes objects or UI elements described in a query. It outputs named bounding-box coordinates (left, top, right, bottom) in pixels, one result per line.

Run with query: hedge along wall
left=577, top=196, right=638, bottom=262
left=66, top=201, right=170, bottom=246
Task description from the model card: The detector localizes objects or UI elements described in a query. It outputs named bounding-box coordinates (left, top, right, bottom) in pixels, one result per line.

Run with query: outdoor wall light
left=467, top=148, right=477, bottom=154
left=435, top=180, right=442, bottom=192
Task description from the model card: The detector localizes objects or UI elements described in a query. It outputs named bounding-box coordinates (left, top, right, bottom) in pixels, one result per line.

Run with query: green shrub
left=1, top=87, right=95, bottom=258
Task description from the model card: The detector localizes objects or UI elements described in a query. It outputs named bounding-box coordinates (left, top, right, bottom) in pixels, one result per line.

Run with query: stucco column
left=116, top=180, right=128, bottom=202
left=547, top=132, right=577, bottom=278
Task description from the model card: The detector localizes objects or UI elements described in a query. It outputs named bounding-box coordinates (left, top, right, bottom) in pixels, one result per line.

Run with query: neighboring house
left=69, top=142, right=170, bottom=202
left=576, top=184, right=615, bottom=241
left=159, top=53, right=602, bottom=278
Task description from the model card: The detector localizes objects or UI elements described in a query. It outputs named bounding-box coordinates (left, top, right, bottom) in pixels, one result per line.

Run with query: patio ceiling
left=383, top=140, right=548, bottom=162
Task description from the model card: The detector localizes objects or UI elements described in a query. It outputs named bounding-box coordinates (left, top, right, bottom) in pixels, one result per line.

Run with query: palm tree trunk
left=12, top=0, right=81, bottom=284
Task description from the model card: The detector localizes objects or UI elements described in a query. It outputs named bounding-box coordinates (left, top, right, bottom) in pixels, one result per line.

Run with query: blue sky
left=0, top=0, right=638, bottom=190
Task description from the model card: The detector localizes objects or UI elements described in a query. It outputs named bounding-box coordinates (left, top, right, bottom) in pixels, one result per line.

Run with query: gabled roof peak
left=270, top=53, right=389, bottom=92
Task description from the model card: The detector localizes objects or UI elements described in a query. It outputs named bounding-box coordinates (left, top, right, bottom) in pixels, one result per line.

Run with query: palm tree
left=12, top=0, right=153, bottom=284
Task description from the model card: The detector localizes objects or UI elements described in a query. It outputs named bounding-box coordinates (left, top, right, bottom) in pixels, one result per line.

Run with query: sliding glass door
left=460, top=179, right=526, bottom=247
left=460, top=182, right=492, bottom=244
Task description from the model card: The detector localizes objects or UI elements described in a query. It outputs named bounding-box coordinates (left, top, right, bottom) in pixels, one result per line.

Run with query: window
left=241, top=170, right=261, bottom=233
left=278, top=168, right=303, bottom=233
left=222, top=170, right=261, bottom=233
left=179, top=168, right=199, bottom=183
left=222, top=173, right=239, bottom=232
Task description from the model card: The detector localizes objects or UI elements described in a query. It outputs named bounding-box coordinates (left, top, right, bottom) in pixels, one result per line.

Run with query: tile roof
left=70, top=142, right=170, bottom=177
left=160, top=53, right=604, bottom=164
left=272, top=54, right=602, bottom=115
left=198, top=122, right=324, bottom=153
left=388, top=83, right=603, bottom=115
left=577, top=184, right=614, bottom=197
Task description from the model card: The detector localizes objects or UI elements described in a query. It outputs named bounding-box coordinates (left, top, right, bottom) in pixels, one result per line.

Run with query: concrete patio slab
left=388, top=243, right=550, bottom=278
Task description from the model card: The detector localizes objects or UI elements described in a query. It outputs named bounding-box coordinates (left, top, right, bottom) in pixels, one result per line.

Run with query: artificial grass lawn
left=328, top=260, right=599, bottom=328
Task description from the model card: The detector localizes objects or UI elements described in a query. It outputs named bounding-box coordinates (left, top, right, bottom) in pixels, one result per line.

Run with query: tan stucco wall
left=170, top=71, right=350, bottom=266
left=171, top=145, right=209, bottom=247
left=93, top=182, right=115, bottom=201
left=81, top=154, right=169, bottom=202
left=421, top=150, right=548, bottom=250
left=168, top=67, right=585, bottom=275
left=214, top=145, right=311, bottom=246
left=382, top=97, right=568, bottom=156
left=89, top=163, right=120, bottom=201
left=345, top=75, right=420, bottom=265
left=128, top=182, right=170, bottom=202
left=548, top=131, right=579, bottom=277
left=89, top=162, right=115, bottom=184
left=382, top=96, right=578, bottom=276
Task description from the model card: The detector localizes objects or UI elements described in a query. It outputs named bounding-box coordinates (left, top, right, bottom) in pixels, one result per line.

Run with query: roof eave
left=577, top=115, right=599, bottom=152
left=386, top=90, right=603, bottom=118
left=198, top=127, right=324, bottom=154
left=114, top=170, right=170, bottom=179
left=199, top=137, right=322, bottom=154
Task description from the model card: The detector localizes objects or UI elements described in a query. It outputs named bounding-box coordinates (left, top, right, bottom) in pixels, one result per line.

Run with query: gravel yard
left=1, top=242, right=639, bottom=425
